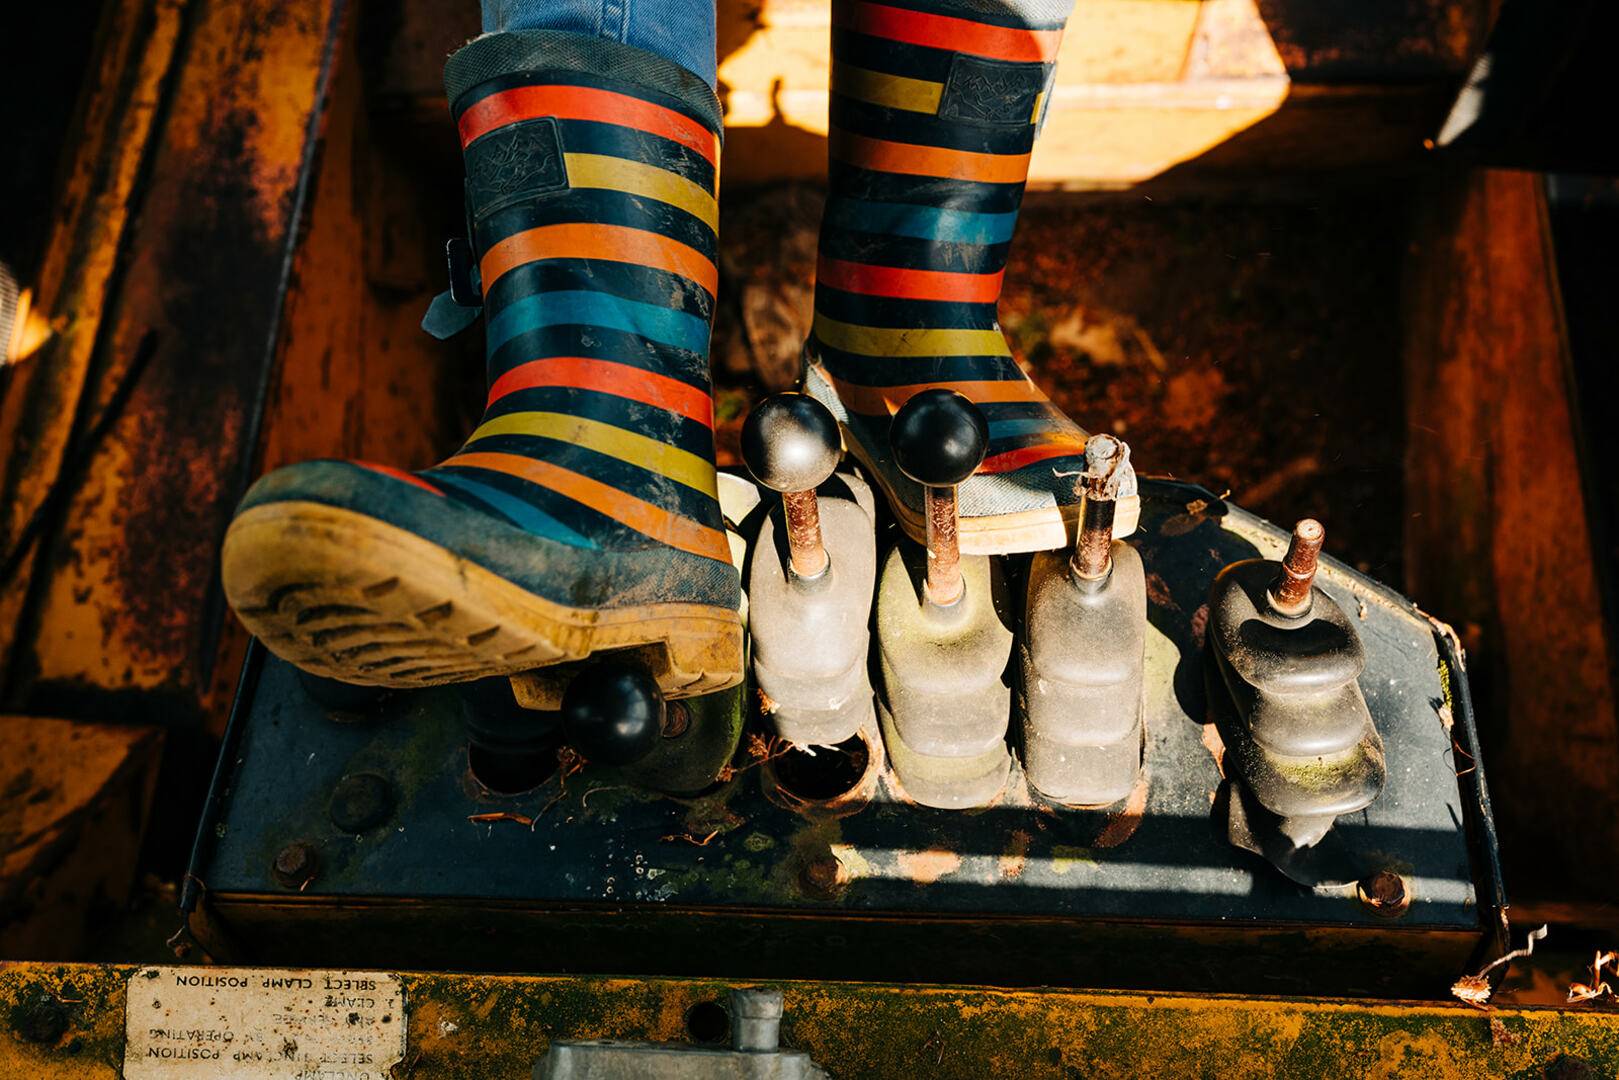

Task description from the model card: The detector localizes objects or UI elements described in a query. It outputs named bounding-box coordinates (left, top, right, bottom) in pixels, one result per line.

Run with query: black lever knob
left=890, top=390, right=987, bottom=606
left=741, top=393, right=841, bottom=493
left=560, top=664, right=664, bottom=766
left=741, top=393, right=842, bottom=579
left=891, top=388, right=988, bottom=489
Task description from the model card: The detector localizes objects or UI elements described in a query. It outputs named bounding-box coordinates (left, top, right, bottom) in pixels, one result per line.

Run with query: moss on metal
left=4, top=963, right=1618, bottom=1078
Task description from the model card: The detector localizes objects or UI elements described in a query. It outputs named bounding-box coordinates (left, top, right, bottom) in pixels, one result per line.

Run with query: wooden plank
left=2, top=0, right=347, bottom=731
left=366, top=0, right=1486, bottom=188
left=0, top=717, right=163, bottom=959
left=1403, top=169, right=1619, bottom=899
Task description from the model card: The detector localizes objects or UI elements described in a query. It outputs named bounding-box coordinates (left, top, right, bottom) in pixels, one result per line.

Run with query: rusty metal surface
left=1404, top=170, right=1619, bottom=900
left=1, top=0, right=347, bottom=730
left=0, top=0, right=189, bottom=682
left=3, top=962, right=1619, bottom=1078
left=0, top=717, right=163, bottom=959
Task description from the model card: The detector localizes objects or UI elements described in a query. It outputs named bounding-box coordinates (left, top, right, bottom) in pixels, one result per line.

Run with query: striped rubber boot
left=221, top=32, right=743, bottom=697
left=803, top=0, right=1137, bottom=555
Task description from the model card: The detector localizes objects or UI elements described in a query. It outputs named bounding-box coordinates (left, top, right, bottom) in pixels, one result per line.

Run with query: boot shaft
left=819, top=0, right=1069, bottom=302
left=446, top=31, right=725, bottom=393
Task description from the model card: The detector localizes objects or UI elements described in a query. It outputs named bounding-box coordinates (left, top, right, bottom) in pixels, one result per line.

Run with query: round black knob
left=890, top=389, right=988, bottom=488
left=740, top=392, right=842, bottom=494
left=560, top=664, right=663, bottom=766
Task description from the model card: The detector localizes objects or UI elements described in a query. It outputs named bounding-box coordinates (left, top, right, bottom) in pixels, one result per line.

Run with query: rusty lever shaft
left=1071, top=434, right=1125, bottom=581
left=1268, top=518, right=1324, bottom=617
left=923, top=485, right=964, bottom=606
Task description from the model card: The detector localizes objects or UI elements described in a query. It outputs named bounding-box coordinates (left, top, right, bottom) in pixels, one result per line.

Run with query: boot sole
left=223, top=501, right=744, bottom=698
left=838, top=423, right=1143, bottom=555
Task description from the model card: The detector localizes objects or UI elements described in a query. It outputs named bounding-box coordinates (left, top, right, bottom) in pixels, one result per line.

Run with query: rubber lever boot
left=1206, top=519, right=1386, bottom=882
left=1018, top=434, right=1146, bottom=806
left=221, top=31, right=743, bottom=698
left=875, top=389, right=1013, bottom=809
left=742, top=393, right=878, bottom=746
left=801, top=0, right=1138, bottom=556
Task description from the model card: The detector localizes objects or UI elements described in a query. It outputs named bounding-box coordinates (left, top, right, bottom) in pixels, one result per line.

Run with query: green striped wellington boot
left=222, top=32, right=743, bottom=697
left=804, top=0, right=1139, bottom=554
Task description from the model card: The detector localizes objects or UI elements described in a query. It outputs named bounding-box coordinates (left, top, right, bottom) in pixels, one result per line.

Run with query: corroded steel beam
left=1, top=0, right=347, bottom=729
left=2, top=963, right=1617, bottom=1078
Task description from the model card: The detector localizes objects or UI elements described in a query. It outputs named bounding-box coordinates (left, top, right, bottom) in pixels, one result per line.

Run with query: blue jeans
left=482, top=0, right=719, bottom=87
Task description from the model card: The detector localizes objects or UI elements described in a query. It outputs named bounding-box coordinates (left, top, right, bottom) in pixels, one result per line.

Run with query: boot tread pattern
left=226, top=501, right=742, bottom=697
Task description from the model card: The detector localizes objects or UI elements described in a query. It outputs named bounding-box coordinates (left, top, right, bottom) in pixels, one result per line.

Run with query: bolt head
left=1357, top=870, right=1411, bottom=917
left=272, top=842, right=319, bottom=889
left=741, top=393, right=842, bottom=493
left=890, top=389, right=988, bottom=488
left=662, top=700, right=692, bottom=740
left=798, top=855, right=845, bottom=898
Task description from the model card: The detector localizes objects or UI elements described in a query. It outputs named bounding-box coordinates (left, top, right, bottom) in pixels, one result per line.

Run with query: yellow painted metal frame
left=4, top=963, right=1618, bottom=1077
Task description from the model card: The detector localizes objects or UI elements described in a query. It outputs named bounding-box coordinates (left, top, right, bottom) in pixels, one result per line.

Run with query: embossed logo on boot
left=464, top=116, right=569, bottom=221
left=939, top=56, right=1047, bottom=126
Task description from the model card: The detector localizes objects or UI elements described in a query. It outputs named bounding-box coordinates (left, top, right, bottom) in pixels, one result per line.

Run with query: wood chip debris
left=1568, top=950, right=1619, bottom=1004
left=468, top=811, right=535, bottom=828
left=1450, top=924, right=1549, bottom=1008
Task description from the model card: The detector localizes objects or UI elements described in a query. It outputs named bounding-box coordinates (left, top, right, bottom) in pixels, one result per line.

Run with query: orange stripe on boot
left=459, top=85, right=719, bottom=166
left=818, top=370, right=1046, bottom=416
left=980, top=440, right=1086, bottom=475
left=480, top=223, right=718, bottom=299
left=441, top=451, right=731, bottom=564
left=817, top=255, right=1004, bottom=303
left=835, top=2, right=1063, bottom=63
left=832, top=131, right=1030, bottom=184
left=487, top=357, right=715, bottom=429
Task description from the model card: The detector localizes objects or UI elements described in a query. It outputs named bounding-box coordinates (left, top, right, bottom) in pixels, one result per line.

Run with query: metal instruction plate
left=124, top=966, right=405, bottom=1079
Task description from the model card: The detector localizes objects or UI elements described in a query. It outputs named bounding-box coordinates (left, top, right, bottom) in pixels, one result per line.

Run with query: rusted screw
left=662, top=700, right=692, bottom=740
left=891, top=390, right=989, bottom=608
left=798, top=855, right=844, bottom=899
left=1268, top=518, right=1325, bottom=617
left=1071, top=434, right=1127, bottom=581
left=272, top=842, right=320, bottom=890
left=1357, top=870, right=1411, bottom=918
left=742, top=393, right=842, bottom=581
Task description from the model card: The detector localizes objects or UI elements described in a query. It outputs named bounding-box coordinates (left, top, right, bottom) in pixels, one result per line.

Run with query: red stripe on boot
left=817, top=255, right=1004, bottom=303
left=835, top=2, right=1063, bottom=63
left=459, top=85, right=718, bottom=166
left=354, top=461, right=445, bottom=495
left=979, top=441, right=1085, bottom=474
left=488, top=357, right=715, bottom=429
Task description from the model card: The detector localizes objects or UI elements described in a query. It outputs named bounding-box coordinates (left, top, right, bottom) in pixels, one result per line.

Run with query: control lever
left=874, top=390, right=1013, bottom=808
left=458, top=660, right=742, bottom=797
left=1207, top=519, right=1386, bottom=883
left=1018, top=434, right=1146, bottom=805
left=742, top=393, right=877, bottom=746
